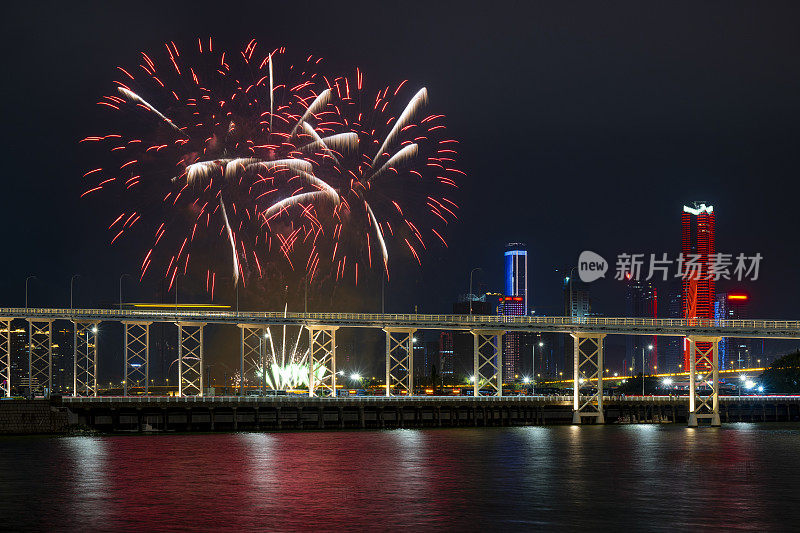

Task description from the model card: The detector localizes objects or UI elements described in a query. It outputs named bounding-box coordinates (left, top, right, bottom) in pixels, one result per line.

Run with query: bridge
left=2, top=307, right=799, bottom=427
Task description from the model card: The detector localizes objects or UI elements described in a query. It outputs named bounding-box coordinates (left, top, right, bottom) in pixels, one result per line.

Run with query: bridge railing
left=3, top=307, right=799, bottom=332
left=59, top=394, right=800, bottom=404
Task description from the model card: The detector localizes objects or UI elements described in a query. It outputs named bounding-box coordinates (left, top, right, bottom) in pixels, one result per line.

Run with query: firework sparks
left=83, top=40, right=461, bottom=295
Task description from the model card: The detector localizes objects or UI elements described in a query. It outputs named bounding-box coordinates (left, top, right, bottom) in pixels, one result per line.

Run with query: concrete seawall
left=0, top=399, right=73, bottom=435
left=58, top=396, right=800, bottom=432
left=2, top=397, right=799, bottom=434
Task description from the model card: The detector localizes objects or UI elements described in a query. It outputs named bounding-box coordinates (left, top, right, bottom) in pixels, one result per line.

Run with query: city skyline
left=2, top=4, right=800, bottom=531
left=2, top=2, right=799, bottom=322
left=1, top=1, right=799, bottom=383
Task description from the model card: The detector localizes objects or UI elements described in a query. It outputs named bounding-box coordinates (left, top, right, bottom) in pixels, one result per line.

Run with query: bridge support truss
left=0, top=319, right=11, bottom=397
left=177, top=322, right=205, bottom=397
left=239, top=324, right=268, bottom=394
left=472, top=330, right=504, bottom=397
left=73, top=321, right=100, bottom=397
left=29, top=320, right=53, bottom=395
left=308, top=325, right=337, bottom=397
left=123, top=322, right=150, bottom=396
left=384, top=328, right=416, bottom=396
left=688, top=335, right=721, bottom=427
left=572, top=333, right=606, bottom=424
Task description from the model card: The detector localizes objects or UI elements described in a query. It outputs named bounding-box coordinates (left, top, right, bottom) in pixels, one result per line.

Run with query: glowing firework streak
left=370, top=87, right=428, bottom=168
left=290, top=88, right=332, bottom=136
left=85, top=42, right=461, bottom=291
left=117, top=87, right=185, bottom=135
left=219, top=197, right=240, bottom=285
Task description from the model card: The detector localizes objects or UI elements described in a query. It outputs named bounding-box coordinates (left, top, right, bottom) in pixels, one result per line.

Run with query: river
left=1, top=424, right=798, bottom=531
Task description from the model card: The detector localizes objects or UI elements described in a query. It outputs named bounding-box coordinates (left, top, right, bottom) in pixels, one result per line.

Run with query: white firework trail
left=185, top=159, right=228, bottom=186
left=262, top=190, right=337, bottom=220
left=290, top=88, right=332, bottom=136
left=224, top=158, right=261, bottom=180
left=268, top=53, right=274, bottom=136
left=369, top=143, right=418, bottom=182
left=247, top=158, right=314, bottom=174
left=219, top=196, right=240, bottom=286
left=369, top=87, right=427, bottom=168
left=366, top=201, right=388, bottom=268
left=299, top=122, right=340, bottom=164
left=117, top=87, right=186, bottom=136
left=248, top=305, right=318, bottom=390
left=299, top=130, right=359, bottom=161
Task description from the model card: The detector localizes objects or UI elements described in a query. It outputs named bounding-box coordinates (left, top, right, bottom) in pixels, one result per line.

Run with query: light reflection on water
left=0, top=424, right=798, bottom=530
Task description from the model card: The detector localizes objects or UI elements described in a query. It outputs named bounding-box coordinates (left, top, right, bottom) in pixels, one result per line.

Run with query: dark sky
left=1, top=1, right=799, bottom=370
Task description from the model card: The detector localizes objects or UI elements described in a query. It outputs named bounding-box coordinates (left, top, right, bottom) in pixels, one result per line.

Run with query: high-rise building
left=625, top=276, right=658, bottom=372
left=715, top=292, right=752, bottom=370
left=499, top=296, right=524, bottom=381
left=504, top=243, right=528, bottom=310
left=425, top=340, right=440, bottom=383
left=502, top=244, right=528, bottom=382
left=662, top=279, right=684, bottom=371
left=413, top=331, right=427, bottom=380
left=439, top=331, right=454, bottom=377
left=563, top=277, right=592, bottom=318
left=51, top=326, right=73, bottom=393
left=682, top=202, right=716, bottom=370
left=1, top=323, right=27, bottom=395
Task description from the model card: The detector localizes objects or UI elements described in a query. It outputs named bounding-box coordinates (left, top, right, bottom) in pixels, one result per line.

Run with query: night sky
left=2, top=1, right=799, bottom=376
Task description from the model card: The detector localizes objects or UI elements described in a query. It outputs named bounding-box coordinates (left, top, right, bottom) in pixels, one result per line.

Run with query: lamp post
left=561, top=267, right=577, bottom=319
left=119, top=273, right=131, bottom=311
left=533, top=340, right=544, bottom=395
left=468, top=267, right=482, bottom=315
left=25, top=276, right=37, bottom=310
left=642, top=344, right=653, bottom=396
left=70, top=274, right=80, bottom=311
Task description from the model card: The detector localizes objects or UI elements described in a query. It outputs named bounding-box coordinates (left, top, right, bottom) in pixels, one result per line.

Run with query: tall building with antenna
left=681, top=202, right=716, bottom=370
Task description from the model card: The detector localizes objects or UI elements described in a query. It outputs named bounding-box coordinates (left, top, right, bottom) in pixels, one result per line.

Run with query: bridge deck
left=3, top=308, right=799, bottom=338
left=59, top=394, right=800, bottom=407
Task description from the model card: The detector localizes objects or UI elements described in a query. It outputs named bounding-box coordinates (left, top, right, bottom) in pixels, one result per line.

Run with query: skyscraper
left=563, top=277, right=592, bottom=318
left=502, top=244, right=528, bottom=382
left=662, top=279, right=684, bottom=371
left=682, top=202, right=716, bottom=370
left=439, top=331, right=454, bottom=377
left=625, top=276, right=658, bottom=372
left=504, top=243, right=528, bottom=310
left=715, top=292, right=752, bottom=370
left=499, top=296, right=524, bottom=381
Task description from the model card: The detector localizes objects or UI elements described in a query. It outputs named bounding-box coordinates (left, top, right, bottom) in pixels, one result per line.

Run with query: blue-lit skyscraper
left=502, top=243, right=528, bottom=382
left=504, top=243, right=528, bottom=311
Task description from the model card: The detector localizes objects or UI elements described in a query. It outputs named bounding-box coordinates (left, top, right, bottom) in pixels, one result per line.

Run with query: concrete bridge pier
left=384, top=328, right=416, bottom=396
left=0, top=319, right=12, bottom=397
left=471, top=330, right=504, bottom=397
left=571, top=333, right=607, bottom=424
left=28, top=319, right=53, bottom=397
left=123, top=321, right=151, bottom=396
left=177, top=322, right=205, bottom=397
left=307, top=325, right=338, bottom=397
left=73, top=320, right=99, bottom=397
left=687, top=335, right=722, bottom=427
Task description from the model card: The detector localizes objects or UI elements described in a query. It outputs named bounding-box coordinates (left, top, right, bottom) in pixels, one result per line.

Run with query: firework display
left=81, top=39, right=461, bottom=296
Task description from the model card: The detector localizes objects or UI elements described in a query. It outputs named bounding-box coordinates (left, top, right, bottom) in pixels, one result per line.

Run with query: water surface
left=1, top=424, right=798, bottom=531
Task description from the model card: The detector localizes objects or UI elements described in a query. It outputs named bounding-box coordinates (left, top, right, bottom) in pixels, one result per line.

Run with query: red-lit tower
left=681, top=202, right=715, bottom=370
